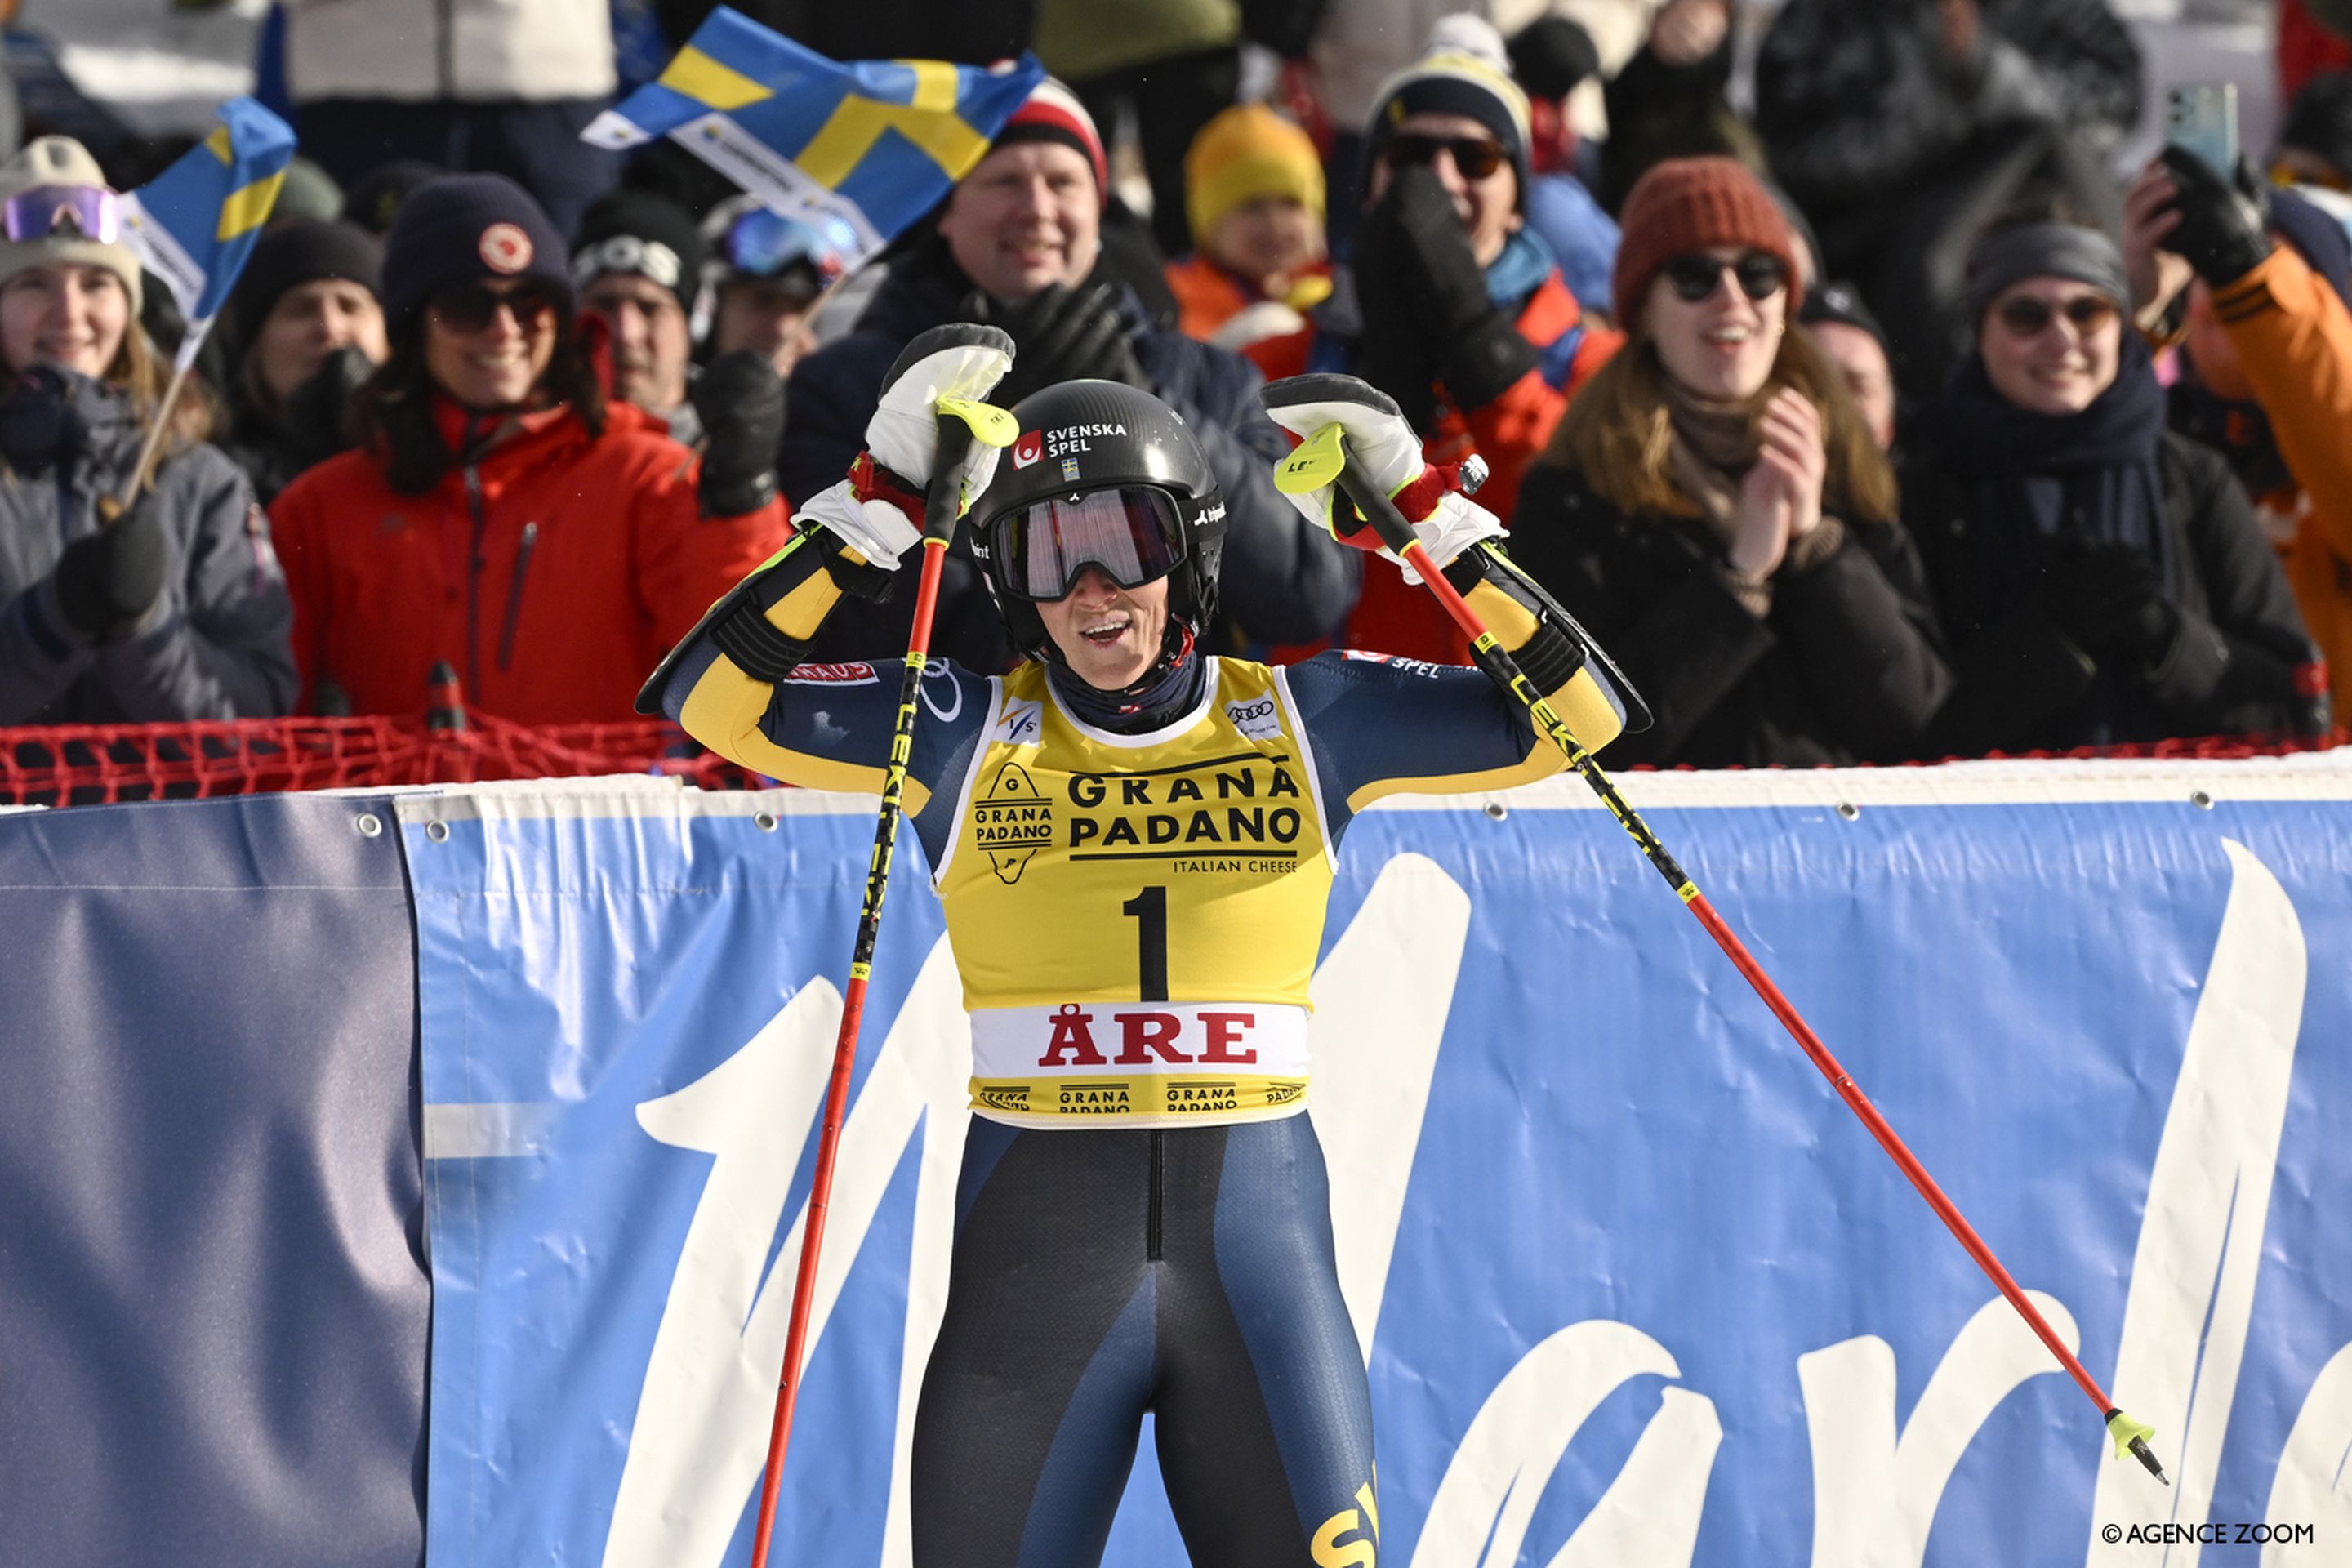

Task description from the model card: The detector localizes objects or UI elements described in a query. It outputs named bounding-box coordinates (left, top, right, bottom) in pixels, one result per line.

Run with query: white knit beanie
left=0, top=137, right=143, bottom=310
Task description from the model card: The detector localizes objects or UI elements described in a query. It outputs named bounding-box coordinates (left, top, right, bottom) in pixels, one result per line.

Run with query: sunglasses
left=1383, top=132, right=1507, bottom=180
left=430, top=279, right=562, bottom=334
left=1660, top=252, right=1790, bottom=304
left=1992, top=293, right=2118, bottom=338
left=2, top=185, right=119, bottom=244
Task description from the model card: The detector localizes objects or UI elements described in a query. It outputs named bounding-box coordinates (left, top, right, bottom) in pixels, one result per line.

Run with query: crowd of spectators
left=2, top=0, right=2346, bottom=766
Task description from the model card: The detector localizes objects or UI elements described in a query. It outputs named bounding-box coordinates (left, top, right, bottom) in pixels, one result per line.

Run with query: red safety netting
left=0, top=707, right=764, bottom=807
left=0, top=714, right=2340, bottom=809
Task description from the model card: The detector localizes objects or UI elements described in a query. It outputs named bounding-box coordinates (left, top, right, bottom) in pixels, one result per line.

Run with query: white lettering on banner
left=1800, top=1292, right=2083, bottom=1568
left=595, top=840, right=2312, bottom=1567
left=2088, top=838, right=2306, bottom=1565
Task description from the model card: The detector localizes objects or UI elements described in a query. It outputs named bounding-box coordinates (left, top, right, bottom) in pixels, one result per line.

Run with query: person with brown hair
left=0, top=136, right=296, bottom=724
left=1507, top=156, right=1953, bottom=767
left=266, top=174, right=789, bottom=722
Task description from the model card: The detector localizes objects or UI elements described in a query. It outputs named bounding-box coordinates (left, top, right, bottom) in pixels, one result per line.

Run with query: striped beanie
left=991, top=78, right=1108, bottom=204
left=1363, top=19, right=1532, bottom=205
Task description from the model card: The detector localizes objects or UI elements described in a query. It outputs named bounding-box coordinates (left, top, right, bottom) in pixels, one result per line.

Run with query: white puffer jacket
left=283, top=0, right=618, bottom=105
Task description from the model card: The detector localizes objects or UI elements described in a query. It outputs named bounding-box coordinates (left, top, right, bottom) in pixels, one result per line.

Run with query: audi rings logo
left=479, top=223, right=534, bottom=274
left=1011, top=430, right=1044, bottom=470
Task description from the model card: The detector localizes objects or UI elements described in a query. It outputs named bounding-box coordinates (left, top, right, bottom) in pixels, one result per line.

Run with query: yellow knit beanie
left=1183, top=105, right=1325, bottom=251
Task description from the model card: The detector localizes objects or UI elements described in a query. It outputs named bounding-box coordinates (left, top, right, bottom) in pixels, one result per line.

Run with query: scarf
left=1047, top=624, right=1206, bottom=733
left=1659, top=377, right=1760, bottom=546
left=1930, top=330, right=2174, bottom=612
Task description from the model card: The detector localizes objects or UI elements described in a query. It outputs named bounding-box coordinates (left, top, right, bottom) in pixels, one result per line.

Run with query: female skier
left=643, top=323, right=1637, bottom=1566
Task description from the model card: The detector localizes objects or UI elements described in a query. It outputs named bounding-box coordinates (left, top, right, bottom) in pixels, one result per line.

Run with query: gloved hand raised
left=55, top=490, right=167, bottom=641
left=967, top=282, right=1149, bottom=407
left=799, top=323, right=1016, bottom=576
left=2044, top=537, right=2180, bottom=667
left=2152, top=146, right=2274, bottom=287
left=1260, top=372, right=1502, bottom=583
left=691, top=350, right=786, bottom=517
left=1354, top=164, right=1538, bottom=417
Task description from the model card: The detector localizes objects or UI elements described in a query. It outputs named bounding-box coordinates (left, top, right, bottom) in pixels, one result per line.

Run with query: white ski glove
left=800, top=323, right=1017, bottom=570
left=1259, top=373, right=1503, bottom=585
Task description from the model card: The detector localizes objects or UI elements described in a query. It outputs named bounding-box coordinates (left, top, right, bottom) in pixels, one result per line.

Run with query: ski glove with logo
left=799, top=323, right=1017, bottom=574
left=1259, top=373, right=1503, bottom=584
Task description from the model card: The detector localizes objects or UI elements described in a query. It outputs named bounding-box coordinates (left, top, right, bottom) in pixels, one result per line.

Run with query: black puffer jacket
left=780, top=239, right=1359, bottom=672
left=0, top=372, right=296, bottom=724
left=1903, top=431, right=2327, bottom=754
left=1507, top=466, right=1953, bottom=768
left=1755, top=0, right=2140, bottom=229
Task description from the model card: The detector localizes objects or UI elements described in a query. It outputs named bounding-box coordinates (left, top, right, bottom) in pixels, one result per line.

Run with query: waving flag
left=582, top=6, right=1045, bottom=263
left=120, top=96, right=296, bottom=367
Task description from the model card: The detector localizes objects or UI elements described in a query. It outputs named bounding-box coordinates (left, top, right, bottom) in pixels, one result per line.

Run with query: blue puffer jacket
left=781, top=242, right=1360, bottom=673
left=0, top=370, right=296, bottom=724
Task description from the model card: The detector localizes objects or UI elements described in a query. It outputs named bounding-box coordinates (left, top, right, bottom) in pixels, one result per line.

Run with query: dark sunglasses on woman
left=1660, top=252, right=1791, bottom=305
left=1992, top=294, right=2118, bottom=339
left=1382, top=132, right=1507, bottom=180
left=430, top=279, right=562, bottom=334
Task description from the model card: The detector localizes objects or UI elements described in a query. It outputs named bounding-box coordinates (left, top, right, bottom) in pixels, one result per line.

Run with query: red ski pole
left=1310, top=429, right=2169, bottom=1486
left=745, top=412, right=983, bottom=1568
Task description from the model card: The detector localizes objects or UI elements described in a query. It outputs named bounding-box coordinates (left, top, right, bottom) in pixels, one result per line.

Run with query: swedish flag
left=583, top=7, right=1045, bottom=262
left=119, top=96, right=295, bottom=360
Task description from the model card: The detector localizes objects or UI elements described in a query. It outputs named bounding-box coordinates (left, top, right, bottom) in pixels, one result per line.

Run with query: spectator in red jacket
left=268, top=175, right=790, bottom=723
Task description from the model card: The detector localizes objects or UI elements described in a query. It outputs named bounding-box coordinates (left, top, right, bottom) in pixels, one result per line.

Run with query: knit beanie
left=379, top=173, right=572, bottom=330
left=572, top=189, right=705, bottom=313
left=1364, top=19, right=1532, bottom=207
left=1613, top=156, right=1803, bottom=331
left=1507, top=16, right=1601, bottom=102
left=2280, top=71, right=2352, bottom=185
left=2268, top=185, right=2352, bottom=306
left=0, top=137, right=142, bottom=310
left=1184, top=105, right=1325, bottom=248
left=990, top=78, right=1108, bottom=203
left=228, top=218, right=383, bottom=339
left=342, top=160, right=446, bottom=237
left=272, top=157, right=345, bottom=226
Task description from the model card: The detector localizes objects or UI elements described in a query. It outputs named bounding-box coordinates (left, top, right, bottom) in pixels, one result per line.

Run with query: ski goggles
left=1660, top=251, right=1791, bottom=305
left=988, top=487, right=1187, bottom=601
left=721, top=208, right=847, bottom=288
left=2, top=185, right=120, bottom=245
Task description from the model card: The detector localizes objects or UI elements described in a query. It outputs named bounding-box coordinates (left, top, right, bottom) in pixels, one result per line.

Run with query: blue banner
left=0, top=792, right=427, bottom=1568
left=408, top=762, right=2352, bottom=1566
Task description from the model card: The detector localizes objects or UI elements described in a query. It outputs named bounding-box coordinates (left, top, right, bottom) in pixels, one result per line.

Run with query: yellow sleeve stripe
left=1463, top=579, right=1539, bottom=643
left=769, top=567, right=843, bottom=641
left=1342, top=665, right=1618, bottom=813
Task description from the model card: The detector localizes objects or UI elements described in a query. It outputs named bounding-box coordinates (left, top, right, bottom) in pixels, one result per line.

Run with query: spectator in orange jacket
left=1165, top=105, right=1334, bottom=352
left=268, top=175, right=791, bottom=723
left=1250, top=20, right=1624, bottom=662
left=2128, top=148, right=2352, bottom=728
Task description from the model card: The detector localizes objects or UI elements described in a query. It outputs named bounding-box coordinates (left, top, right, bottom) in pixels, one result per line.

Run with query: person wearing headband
left=1506, top=156, right=1949, bottom=768
left=0, top=136, right=297, bottom=724
left=1900, top=210, right=2326, bottom=753
left=265, top=174, right=789, bottom=724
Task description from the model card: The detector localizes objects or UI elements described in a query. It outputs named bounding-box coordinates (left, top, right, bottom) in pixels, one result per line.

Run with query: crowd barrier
left=2, top=756, right=2349, bottom=1566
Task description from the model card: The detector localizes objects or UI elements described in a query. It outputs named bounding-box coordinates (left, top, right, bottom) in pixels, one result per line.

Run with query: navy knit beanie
left=228, top=218, right=383, bottom=339
left=380, top=173, right=573, bottom=330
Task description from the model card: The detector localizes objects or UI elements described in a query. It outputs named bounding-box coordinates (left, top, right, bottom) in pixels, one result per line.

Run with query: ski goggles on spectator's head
left=1381, top=132, right=1507, bottom=180
left=721, top=208, right=845, bottom=291
left=1990, top=292, right=2118, bottom=339
left=1660, top=251, right=1790, bottom=305
left=570, top=234, right=682, bottom=290
left=990, top=487, right=1187, bottom=601
left=2, top=186, right=120, bottom=245
left=428, top=278, right=564, bottom=333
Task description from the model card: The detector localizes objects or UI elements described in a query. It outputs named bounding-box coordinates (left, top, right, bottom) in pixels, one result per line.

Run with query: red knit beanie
left=1612, top=157, right=1802, bottom=332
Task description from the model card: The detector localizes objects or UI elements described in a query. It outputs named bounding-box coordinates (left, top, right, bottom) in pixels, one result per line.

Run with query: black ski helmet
left=968, top=379, right=1227, bottom=665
